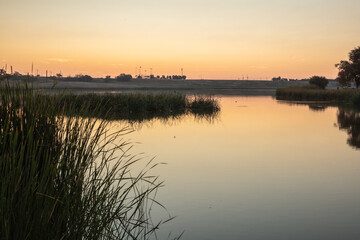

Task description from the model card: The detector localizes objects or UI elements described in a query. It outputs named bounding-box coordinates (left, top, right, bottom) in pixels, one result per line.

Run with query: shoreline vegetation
left=276, top=86, right=360, bottom=108
left=276, top=47, right=360, bottom=109
left=0, top=82, right=185, bottom=239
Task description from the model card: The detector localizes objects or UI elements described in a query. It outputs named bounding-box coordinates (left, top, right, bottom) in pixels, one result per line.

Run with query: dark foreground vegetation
left=0, top=83, right=185, bottom=240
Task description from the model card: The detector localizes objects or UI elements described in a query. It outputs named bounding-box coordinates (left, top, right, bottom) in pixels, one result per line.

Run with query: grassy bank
left=54, top=93, right=220, bottom=122
left=0, top=83, right=175, bottom=239
left=276, top=86, right=360, bottom=108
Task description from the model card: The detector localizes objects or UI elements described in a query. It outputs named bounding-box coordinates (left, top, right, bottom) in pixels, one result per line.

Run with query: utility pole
left=139, top=66, right=142, bottom=77
left=181, top=68, right=184, bottom=76
left=11, top=66, right=13, bottom=75
left=31, top=62, right=34, bottom=76
left=46, top=70, right=48, bottom=79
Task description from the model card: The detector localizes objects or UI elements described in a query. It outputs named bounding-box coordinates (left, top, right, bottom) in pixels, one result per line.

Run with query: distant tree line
left=1, top=69, right=187, bottom=82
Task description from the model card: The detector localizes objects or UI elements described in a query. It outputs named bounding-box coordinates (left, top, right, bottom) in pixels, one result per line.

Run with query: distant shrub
left=309, top=76, right=329, bottom=89
left=116, top=74, right=132, bottom=81
left=75, top=74, right=93, bottom=81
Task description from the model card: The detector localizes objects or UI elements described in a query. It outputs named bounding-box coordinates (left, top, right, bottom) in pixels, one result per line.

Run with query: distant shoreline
left=9, top=78, right=339, bottom=96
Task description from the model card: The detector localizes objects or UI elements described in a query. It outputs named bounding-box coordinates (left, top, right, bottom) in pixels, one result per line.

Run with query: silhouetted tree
left=75, top=74, right=93, bottom=81
left=335, top=46, right=360, bottom=88
left=309, top=76, right=328, bottom=89
left=116, top=74, right=132, bottom=81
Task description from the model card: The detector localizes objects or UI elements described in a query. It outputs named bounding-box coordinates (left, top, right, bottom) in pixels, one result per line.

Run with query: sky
left=1, top=0, right=360, bottom=79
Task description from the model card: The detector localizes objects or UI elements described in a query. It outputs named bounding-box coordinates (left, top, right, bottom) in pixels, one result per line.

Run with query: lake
left=112, top=96, right=360, bottom=240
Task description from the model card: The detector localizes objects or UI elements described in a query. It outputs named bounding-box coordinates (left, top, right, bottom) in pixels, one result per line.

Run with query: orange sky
left=1, top=0, right=360, bottom=79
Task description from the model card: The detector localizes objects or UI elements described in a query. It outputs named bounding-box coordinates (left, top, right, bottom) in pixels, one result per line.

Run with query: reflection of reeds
left=0, top=82, right=173, bottom=239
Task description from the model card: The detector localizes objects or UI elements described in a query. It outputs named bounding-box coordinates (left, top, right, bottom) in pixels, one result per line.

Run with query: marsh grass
left=0, top=82, right=175, bottom=240
left=188, top=96, right=220, bottom=115
left=54, top=93, right=219, bottom=122
left=276, top=86, right=360, bottom=108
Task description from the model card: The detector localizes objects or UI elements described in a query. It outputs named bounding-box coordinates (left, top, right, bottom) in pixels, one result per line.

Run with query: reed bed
left=276, top=86, right=360, bottom=107
left=188, top=96, right=220, bottom=114
left=0, top=83, right=176, bottom=240
left=53, top=93, right=219, bottom=122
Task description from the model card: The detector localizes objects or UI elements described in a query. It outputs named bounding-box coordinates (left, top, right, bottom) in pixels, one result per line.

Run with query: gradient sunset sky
left=1, top=0, right=359, bottom=79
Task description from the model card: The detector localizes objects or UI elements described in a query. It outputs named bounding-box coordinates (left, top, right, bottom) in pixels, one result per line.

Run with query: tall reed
left=0, top=82, right=171, bottom=239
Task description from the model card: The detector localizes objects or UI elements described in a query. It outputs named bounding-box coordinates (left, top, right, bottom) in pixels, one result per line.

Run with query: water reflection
left=337, top=109, right=360, bottom=149
left=308, top=104, right=328, bottom=112
left=278, top=100, right=360, bottom=150
left=277, top=100, right=332, bottom=112
left=130, top=96, right=360, bottom=240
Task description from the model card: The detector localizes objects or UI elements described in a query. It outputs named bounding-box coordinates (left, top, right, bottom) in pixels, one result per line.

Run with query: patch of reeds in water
left=54, top=92, right=220, bottom=122
left=0, top=82, right=177, bottom=240
left=188, top=96, right=220, bottom=115
left=276, top=86, right=360, bottom=108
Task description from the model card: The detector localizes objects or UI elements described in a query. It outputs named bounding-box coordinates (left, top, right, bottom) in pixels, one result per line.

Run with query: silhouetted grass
left=276, top=86, right=360, bottom=107
left=54, top=93, right=219, bottom=122
left=188, top=96, right=220, bottom=115
left=0, top=82, right=175, bottom=240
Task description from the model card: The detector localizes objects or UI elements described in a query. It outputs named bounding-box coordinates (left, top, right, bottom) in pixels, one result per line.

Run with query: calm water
left=113, top=96, right=360, bottom=240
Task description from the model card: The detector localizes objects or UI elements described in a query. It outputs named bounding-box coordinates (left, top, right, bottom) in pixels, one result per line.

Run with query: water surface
left=113, top=96, right=360, bottom=240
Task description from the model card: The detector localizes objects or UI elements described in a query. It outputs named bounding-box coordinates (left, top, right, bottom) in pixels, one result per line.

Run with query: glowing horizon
left=1, top=0, right=359, bottom=79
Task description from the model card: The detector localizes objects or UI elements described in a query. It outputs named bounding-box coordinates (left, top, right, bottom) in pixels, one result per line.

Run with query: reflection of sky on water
left=111, top=96, right=360, bottom=240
